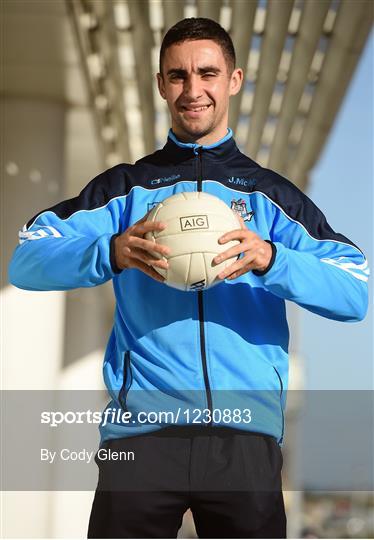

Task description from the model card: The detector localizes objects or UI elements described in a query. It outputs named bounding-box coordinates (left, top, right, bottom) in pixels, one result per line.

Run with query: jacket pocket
left=273, top=366, right=284, bottom=444
left=118, top=351, right=133, bottom=412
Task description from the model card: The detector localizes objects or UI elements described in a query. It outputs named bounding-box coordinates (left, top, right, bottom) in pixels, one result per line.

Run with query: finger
left=117, top=252, right=168, bottom=272
left=218, top=253, right=256, bottom=280
left=218, top=229, right=248, bottom=244
left=132, top=260, right=165, bottom=282
left=218, top=226, right=258, bottom=244
left=126, top=247, right=169, bottom=270
left=238, top=215, right=247, bottom=230
left=149, top=258, right=169, bottom=270
left=231, top=210, right=245, bottom=229
left=213, top=243, right=248, bottom=265
left=227, top=258, right=265, bottom=279
left=135, top=207, right=161, bottom=223
left=127, top=220, right=166, bottom=239
left=218, top=260, right=243, bottom=280
left=224, top=265, right=253, bottom=280
left=129, top=236, right=171, bottom=256
left=134, top=220, right=167, bottom=236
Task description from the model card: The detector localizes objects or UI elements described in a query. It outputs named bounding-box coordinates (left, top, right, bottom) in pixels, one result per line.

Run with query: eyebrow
left=166, top=66, right=222, bottom=77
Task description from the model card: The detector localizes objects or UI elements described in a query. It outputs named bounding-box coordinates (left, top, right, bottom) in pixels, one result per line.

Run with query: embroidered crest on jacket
left=231, top=198, right=255, bottom=222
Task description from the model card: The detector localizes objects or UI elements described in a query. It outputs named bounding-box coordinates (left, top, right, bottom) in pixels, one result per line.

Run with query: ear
left=229, top=68, right=244, bottom=97
left=156, top=73, right=166, bottom=100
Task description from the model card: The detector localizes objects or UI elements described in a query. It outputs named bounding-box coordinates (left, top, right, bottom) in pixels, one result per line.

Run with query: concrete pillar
left=1, top=96, right=66, bottom=538
left=1, top=94, right=114, bottom=538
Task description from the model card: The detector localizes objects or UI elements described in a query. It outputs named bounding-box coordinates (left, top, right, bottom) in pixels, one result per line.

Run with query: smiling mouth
left=181, top=104, right=212, bottom=112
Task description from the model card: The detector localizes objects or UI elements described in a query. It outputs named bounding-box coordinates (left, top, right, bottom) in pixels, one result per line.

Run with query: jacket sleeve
left=254, top=175, right=369, bottom=322
left=8, top=166, right=127, bottom=291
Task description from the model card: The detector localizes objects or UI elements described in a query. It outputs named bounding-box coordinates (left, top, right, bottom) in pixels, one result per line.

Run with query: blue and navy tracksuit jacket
left=8, top=128, right=369, bottom=445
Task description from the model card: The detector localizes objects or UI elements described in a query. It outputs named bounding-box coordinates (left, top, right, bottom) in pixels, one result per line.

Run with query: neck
left=171, top=125, right=229, bottom=146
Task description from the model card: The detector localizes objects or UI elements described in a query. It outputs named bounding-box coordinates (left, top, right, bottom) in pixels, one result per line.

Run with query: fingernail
left=215, top=256, right=222, bottom=263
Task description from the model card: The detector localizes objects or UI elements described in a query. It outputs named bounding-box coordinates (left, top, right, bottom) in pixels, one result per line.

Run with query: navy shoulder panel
left=130, top=148, right=195, bottom=189
left=255, top=166, right=358, bottom=248
left=136, top=148, right=170, bottom=166
left=26, top=164, right=129, bottom=227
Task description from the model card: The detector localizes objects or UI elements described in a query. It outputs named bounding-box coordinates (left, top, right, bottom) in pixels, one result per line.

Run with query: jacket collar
left=162, top=128, right=238, bottom=161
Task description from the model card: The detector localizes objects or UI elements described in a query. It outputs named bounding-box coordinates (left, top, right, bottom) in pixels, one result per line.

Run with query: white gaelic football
left=145, top=192, right=241, bottom=291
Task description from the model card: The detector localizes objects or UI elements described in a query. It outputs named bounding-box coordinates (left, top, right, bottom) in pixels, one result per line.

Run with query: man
left=9, top=17, right=368, bottom=539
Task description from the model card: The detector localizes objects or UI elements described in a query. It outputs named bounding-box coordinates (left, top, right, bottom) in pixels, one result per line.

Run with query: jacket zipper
left=273, top=366, right=284, bottom=444
left=119, top=351, right=132, bottom=412
left=196, top=147, right=213, bottom=424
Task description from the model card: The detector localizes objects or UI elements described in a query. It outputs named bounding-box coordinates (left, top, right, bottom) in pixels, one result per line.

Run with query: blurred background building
left=1, top=0, right=372, bottom=538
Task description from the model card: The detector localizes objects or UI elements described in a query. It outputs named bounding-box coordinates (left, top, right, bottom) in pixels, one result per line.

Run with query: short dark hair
left=159, top=17, right=236, bottom=76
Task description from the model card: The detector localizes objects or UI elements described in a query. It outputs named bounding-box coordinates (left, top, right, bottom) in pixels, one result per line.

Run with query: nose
left=184, top=74, right=203, bottom=101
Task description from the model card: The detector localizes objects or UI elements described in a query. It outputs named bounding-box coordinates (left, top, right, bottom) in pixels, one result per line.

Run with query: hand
left=213, top=216, right=272, bottom=280
left=114, top=213, right=170, bottom=282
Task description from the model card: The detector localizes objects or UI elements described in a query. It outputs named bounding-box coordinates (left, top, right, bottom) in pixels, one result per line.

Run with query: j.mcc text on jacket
left=9, top=129, right=369, bottom=445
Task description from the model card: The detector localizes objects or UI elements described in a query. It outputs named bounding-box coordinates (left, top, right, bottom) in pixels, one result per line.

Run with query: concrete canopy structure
left=67, top=0, right=372, bottom=190
left=2, top=0, right=372, bottom=195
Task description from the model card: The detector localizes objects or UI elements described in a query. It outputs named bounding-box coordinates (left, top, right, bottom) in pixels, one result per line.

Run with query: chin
left=181, top=121, right=213, bottom=137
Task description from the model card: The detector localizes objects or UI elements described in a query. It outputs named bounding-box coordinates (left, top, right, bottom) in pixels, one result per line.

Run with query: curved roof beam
left=197, top=0, right=222, bottom=22
left=162, top=0, right=184, bottom=33
left=268, top=0, right=330, bottom=174
left=244, top=0, right=294, bottom=158
left=287, top=0, right=373, bottom=186
left=228, top=0, right=257, bottom=132
left=127, top=0, right=156, bottom=155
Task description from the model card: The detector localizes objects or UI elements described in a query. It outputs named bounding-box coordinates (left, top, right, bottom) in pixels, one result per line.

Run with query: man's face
left=157, top=39, right=243, bottom=144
